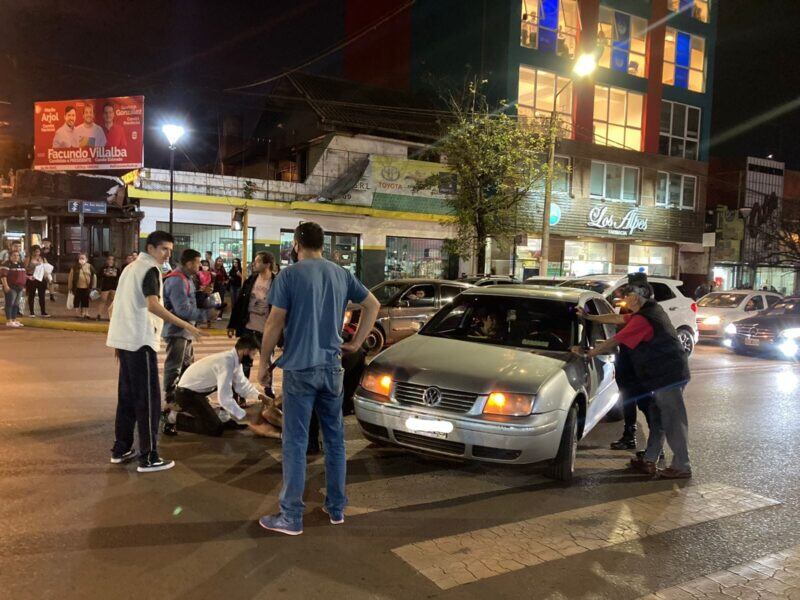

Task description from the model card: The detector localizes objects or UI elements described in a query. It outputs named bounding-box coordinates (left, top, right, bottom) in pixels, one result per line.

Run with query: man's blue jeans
left=279, top=365, right=347, bottom=523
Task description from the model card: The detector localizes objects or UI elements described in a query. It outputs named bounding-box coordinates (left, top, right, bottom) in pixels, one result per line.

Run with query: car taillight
left=690, top=302, right=697, bottom=313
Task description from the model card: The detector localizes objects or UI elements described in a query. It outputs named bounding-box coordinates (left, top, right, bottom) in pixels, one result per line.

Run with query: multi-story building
left=372, top=0, right=716, bottom=285
left=708, top=156, right=798, bottom=294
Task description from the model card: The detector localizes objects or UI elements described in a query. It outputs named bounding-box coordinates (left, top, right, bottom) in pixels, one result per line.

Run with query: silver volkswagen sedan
left=354, top=286, right=621, bottom=482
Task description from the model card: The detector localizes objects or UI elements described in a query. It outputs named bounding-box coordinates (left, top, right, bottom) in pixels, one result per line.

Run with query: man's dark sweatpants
left=112, top=346, right=161, bottom=456
left=174, top=387, right=225, bottom=437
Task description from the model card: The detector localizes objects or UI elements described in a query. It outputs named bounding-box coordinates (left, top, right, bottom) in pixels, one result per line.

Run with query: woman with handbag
left=68, top=253, right=97, bottom=319
left=23, top=244, right=50, bottom=318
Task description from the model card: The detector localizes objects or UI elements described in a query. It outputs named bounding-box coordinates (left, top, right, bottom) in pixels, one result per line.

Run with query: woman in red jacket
left=1, top=249, right=27, bottom=327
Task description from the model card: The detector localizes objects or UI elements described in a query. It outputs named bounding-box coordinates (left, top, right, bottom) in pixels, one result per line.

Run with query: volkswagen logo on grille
left=422, top=387, right=442, bottom=406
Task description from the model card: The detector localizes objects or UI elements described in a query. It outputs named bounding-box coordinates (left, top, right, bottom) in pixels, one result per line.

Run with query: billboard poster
left=371, top=155, right=456, bottom=198
left=33, top=96, right=144, bottom=171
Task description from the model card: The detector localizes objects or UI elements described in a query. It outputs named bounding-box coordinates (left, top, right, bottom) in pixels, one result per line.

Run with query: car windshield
left=762, top=299, right=800, bottom=316
left=558, top=279, right=611, bottom=294
left=371, top=282, right=410, bottom=305
left=420, top=294, right=578, bottom=351
left=697, top=293, right=747, bottom=308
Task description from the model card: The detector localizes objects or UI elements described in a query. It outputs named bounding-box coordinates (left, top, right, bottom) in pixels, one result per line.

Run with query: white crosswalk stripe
left=391, top=484, right=781, bottom=590
left=637, top=544, right=800, bottom=599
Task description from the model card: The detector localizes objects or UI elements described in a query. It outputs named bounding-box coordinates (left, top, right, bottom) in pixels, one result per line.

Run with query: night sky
left=2, top=0, right=800, bottom=168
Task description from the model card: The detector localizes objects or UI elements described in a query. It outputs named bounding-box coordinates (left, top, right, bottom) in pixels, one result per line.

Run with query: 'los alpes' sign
left=587, top=205, right=648, bottom=236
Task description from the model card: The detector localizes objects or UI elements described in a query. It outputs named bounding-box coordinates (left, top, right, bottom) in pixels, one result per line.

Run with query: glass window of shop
left=385, top=237, right=449, bottom=280
left=520, top=0, right=581, bottom=58
left=156, top=222, right=255, bottom=270
left=754, top=267, right=796, bottom=296
left=563, top=240, right=613, bottom=277
left=628, top=244, right=675, bottom=276
left=597, top=7, right=648, bottom=78
left=279, top=230, right=360, bottom=277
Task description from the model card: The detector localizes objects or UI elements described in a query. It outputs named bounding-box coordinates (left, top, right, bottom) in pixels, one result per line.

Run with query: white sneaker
left=5, top=322, right=15, bottom=327
left=15, top=321, right=24, bottom=327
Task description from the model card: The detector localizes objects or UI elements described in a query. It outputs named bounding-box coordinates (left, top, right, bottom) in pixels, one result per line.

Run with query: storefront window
left=598, top=7, right=647, bottom=77
left=156, top=222, right=255, bottom=270
left=385, top=237, right=449, bottom=280
left=629, top=244, right=674, bottom=276
left=754, top=267, right=797, bottom=296
left=513, top=237, right=543, bottom=280
left=563, top=240, right=613, bottom=276
left=279, top=230, right=360, bottom=276
left=521, top=0, right=581, bottom=58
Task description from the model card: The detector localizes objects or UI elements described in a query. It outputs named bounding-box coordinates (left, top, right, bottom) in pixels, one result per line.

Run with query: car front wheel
left=363, top=327, right=385, bottom=355
left=546, top=403, right=578, bottom=483
left=677, top=327, right=695, bottom=355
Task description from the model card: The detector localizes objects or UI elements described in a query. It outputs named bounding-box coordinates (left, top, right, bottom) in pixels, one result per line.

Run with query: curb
left=0, top=316, right=230, bottom=336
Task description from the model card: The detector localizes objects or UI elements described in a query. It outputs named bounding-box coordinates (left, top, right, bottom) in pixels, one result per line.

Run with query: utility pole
left=540, top=111, right=558, bottom=278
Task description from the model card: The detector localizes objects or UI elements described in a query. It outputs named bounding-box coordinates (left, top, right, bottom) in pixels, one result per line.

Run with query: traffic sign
left=82, top=201, right=107, bottom=215
left=67, top=200, right=82, bottom=213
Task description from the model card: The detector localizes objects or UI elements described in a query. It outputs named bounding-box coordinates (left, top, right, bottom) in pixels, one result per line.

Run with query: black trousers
left=174, top=387, right=224, bottom=437
left=113, top=346, right=161, bottom=457
left=26, top=279, right=47, bottom=315
left=621, top=389, right=655, bottom=435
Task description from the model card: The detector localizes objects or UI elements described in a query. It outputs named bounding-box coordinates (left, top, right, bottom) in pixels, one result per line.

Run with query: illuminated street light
left=572, top=53, right=598, bottom=78
left=161, top=124, right=186, bottom=236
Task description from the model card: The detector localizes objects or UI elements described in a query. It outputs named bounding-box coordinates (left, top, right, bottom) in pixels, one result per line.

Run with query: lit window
left=597, top=7, right=647, bottom=77
left=663, top=27, right=705, bottom=92
left=593, top=85, right=643, bottom=151
left=667, top=0, right=709, bottom=23
left=590, top=161, right=639, bottom=202
left=518, top=66, right=573, bottom=135
left=659, top=100, right=701, bottom=159
left=521, top=0, right=581, bottom=58
left=656, top=172, right=697, bottom=210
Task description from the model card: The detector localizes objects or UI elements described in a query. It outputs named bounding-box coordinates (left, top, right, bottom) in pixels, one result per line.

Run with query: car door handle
left=669, top=306, right=678, bottom=311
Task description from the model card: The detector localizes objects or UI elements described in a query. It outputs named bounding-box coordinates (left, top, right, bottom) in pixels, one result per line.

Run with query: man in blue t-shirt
left=257, top=222, right=379, bottom=536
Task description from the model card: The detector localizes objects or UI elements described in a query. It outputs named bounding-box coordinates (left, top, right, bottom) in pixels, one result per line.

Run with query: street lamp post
left=539, top=53, right=597, bottom=278
left=161, top=124, right=186, bottom=236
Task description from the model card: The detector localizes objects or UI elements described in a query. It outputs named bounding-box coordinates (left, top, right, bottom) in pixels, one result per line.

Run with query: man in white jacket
left=170, top=334, right=268, bottom=436
left=107, top=231, right=202, bottom=473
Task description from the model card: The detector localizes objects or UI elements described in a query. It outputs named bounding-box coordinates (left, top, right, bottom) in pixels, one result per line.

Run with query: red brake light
left=691, top=302, right=697, bottom=313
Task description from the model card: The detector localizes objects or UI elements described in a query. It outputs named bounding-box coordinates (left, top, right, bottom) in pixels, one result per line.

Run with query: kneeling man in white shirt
left=171, top=334, right=268, bottom=436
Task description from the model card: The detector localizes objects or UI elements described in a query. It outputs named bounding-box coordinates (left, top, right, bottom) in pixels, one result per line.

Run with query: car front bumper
left=354, top=395, right=564, bottom=465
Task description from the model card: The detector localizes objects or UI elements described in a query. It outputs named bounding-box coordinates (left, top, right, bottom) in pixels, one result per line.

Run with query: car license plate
left=405, top=417, right=453, bottom=439
left=744, top=338, right=760, bottom=346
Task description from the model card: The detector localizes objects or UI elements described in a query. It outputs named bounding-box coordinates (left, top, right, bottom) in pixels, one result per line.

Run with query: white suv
left=558, top=275, right=699, bottom=354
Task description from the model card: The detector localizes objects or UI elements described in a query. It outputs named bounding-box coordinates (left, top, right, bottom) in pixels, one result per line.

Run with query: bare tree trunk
left=476, top=237, right=487, bottom=275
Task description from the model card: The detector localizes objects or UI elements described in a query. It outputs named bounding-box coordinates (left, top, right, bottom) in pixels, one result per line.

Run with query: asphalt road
left=1, top=328, right=798, bottom=599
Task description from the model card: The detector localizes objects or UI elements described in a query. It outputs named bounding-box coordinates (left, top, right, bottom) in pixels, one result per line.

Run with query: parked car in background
left=722, top=296, right=800, bottom=359
left=457, top=275, right=520, bottom=286
left=696, top=290, right=782, bottom=342
left=346, top=278, right=472, bottom=353
left=354, top=286, right=620, bottom=482
left=558, top=274, right=698, bottom=354
left=525, top=277, right=570, bottom=286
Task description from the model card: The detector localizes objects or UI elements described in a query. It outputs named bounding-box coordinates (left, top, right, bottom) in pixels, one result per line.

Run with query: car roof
left=464, top=284, right=607, bottom=304
left=564, top=274, right=684, bottom=286
left=376, top=278, right=471, bottom=286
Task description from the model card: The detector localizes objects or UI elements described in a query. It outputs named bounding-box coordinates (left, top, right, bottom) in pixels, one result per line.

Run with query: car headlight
left=724, top=323, right=737, bottom=335
left=703, top=315, right=721, bottom=325
left=361, top=371, right=393, bottom=400
left=483, top=392, right=534, bottom=416
left=780, top=328, right=800, bottom=339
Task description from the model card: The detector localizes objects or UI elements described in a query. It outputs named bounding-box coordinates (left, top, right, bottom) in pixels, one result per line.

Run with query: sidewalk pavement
left=0, top=290, right=231, bottom=335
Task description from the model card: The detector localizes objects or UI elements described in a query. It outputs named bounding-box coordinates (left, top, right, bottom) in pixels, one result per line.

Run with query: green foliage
left=243, top=180, right=256, bottom=200
left=415, top=80, right=551, bottom=273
